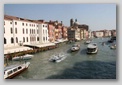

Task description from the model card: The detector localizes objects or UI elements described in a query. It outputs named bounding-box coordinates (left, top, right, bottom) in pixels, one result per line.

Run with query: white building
left=38, top=24, right=49, bottom=43
left=4, top=15, right=49, bottom=49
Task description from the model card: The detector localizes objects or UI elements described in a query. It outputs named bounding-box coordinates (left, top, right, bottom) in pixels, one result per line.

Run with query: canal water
left=8, top=38, right=116, bottom=79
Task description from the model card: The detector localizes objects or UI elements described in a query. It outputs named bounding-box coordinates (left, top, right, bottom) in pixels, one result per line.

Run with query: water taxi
left=4, top=62, right=30, bottom=79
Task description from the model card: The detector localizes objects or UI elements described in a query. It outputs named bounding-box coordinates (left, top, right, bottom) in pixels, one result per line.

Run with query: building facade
left=4, top=15, right=49, bottom=48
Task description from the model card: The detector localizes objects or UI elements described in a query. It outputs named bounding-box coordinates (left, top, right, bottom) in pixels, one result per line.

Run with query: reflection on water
left=9, top=38, right=116, bottom=79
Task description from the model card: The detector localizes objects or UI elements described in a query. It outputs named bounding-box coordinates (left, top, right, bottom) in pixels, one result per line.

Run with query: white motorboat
left=110, top=44, right=116, bottom=49
left=12, top=54, right=33, bottom=61
left=12, top=56, right=22, bottom=61
left=4, top=62, right=30, bottom=79
left=49, top=54, right=66, bottom=63
left=71, top=44, right=80, bottom=52
left=22, top=54, right=33, bottom=60
left=85, top=40, right=91, bottom=44
left=87, top=43, right=98, bottom=54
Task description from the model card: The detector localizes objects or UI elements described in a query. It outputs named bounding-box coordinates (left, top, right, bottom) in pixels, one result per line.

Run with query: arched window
left=16, top=37, right=18, bottom=43
left=4, top=38, right=6, bottom=44
left=11, top=37, right=14, bottom=43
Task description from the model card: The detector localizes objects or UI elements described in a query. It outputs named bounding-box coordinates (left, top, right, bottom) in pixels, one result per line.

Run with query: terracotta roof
left=4, top=15, right=45, bottom=24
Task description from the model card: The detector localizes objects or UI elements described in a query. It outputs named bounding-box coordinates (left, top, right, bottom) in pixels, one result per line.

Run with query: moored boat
left=22, top=54, right=33, bottom=60
left=4, top=62, right=30, bottom=79
left=87, top=43, right=98, bottom=54
left=12, top=54, right=33, bottom=61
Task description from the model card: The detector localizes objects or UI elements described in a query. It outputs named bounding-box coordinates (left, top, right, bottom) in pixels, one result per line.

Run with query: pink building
left=48, top=23, right=55, bottom=42
left=62, top=26, right=67, bottom=39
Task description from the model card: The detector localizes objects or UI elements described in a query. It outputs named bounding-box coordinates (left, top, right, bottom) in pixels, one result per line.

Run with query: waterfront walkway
left=4, top=39, right=68, bottom=55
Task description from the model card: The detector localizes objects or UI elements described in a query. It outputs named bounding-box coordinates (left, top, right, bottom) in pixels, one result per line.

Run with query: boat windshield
left=87, top=48, right=96, bottom=52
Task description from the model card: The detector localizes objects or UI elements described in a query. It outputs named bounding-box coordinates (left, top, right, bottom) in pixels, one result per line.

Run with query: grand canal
left=8, top=38, right=116, bottom=79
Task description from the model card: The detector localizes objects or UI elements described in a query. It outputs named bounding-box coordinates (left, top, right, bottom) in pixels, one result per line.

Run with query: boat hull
left=5, top=67, right=28, bottom=79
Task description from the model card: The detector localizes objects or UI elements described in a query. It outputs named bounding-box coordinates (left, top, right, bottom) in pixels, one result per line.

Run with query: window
left=4, top=21, right=5, bottom=25
left=30, top=29, right=31, bottom=34
left=23, top=28, right=24, bottom=34
left=18, top=66, right=22, bottom=70
left=10, top=22, right=12, bottom=24
left=43, top=25, right=44, bottom=27
left=16, top=37, right=18, bottom=43
left=26, top=23, right=28, bottom=26
left=4, top=28, right=5, bottom=33
left=26, top=29, right=28, bottom=34
left=15, top=28, right=17, bottom=34
left=11, top=37, right=14, bottom=43
left=13, top=68, right=17, bottom=72
left=32, top=29, right=33, bottom=34
left=37, top=37, right=39, bottom=41
left=4, top=38, right=6, bottom=44
left=11, top=28, right=13, bottom=34
left=15, top=22, right=17, bottom=25
left=37, top=25, right=38, bottom=27
left=26, top=37, right=28, bottom=42
left=22, top=23, right=24, bottom=26
left=23, top=37, right=25, bottom=42
left=8, top=70, right=13, bottom=75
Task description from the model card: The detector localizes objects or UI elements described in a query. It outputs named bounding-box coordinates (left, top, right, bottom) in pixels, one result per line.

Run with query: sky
left=4, top=4, right=116, bottom=31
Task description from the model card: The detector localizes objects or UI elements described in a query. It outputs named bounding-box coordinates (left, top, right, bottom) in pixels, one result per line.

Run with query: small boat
left=71, top=44, right=80, bottom=52
left=12, top=56, right=22, bottom=61
left=49, top=54, right=66, bottom=63
left=4, top=62, right=30, bottom=79
left=22, top=54, right=33, bottom=60
left=12, top=54, right=33, bottom=61
left=87, top=43, right=98, bottom=54
left=110, top=44, right=116, bottom=49
left=85, top=40, right=91, bottom=44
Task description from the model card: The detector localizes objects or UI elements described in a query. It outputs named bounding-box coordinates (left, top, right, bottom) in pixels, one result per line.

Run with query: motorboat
left=71, top=44, right=80, bottom=52
left=110, top=44, right=116, bottom=49
left=85, top=40, right=91, bottom=44
left=4, top=62, right=30, bottom=79
left=49, top=54, right=66, bottom=63
left=12, top=54, right=33, bottom=61
left=22, top=54, right=33, bottom=60
left=87, top=43, right=98, bottom=54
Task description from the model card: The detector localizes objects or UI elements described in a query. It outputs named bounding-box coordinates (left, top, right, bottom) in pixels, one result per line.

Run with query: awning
left=4, top=46, right=33, bottom=54
left=25, top=43, right=56, bottom=48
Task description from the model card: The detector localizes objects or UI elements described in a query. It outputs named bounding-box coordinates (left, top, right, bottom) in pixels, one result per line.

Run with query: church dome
left=74, top=22, right=80, bottom=26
